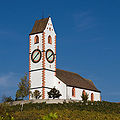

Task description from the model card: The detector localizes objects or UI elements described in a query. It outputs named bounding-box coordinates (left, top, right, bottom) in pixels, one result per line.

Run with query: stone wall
left=9, top=99, right=80, bottom=106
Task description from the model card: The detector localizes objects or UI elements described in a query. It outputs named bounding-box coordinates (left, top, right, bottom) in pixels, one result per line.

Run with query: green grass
left=0, top=101, right=120, bottom=120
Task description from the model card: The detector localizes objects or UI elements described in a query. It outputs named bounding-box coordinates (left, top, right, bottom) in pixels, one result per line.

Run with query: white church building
left=29, top=17, right=101, bottom=101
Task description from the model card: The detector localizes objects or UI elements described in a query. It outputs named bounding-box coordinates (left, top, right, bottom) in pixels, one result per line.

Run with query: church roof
left=29, top=17, right=49, bottom=35
left=56, top=69, right=101, bottom=92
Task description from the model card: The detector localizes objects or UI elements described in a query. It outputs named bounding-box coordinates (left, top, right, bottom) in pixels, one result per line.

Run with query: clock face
left=46, top=49, right=55, bottom=63
left=31, top=49, right=41, bottom=63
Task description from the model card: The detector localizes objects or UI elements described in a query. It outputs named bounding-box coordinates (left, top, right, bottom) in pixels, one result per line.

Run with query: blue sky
left=0, top=0, right=120, bottom=102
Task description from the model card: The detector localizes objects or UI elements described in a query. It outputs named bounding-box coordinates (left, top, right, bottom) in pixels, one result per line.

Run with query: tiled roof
left=56, top=69, right=100, bottom=92
left=29, top=17, right=49, bottom=35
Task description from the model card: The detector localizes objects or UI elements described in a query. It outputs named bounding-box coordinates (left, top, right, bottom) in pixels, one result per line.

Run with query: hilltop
left=0, top=101, right=120, bottom=120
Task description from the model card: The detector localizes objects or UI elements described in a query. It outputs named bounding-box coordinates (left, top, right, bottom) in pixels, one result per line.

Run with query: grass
left=0, top=101, right=120, bottom=120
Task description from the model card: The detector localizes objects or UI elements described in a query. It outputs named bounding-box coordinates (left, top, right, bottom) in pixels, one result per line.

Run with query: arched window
left=82, top=90, right=86, bottom=96
left=100, top=96, right=102, bottom=101
left=34, top=35, right=39, bottom=44
left=72, top=87, right=75, bottom=97
left=91, top=93, right=94, bottom=102
left=48, top=35, right=52, bottom=44
left=49, top=27, right=51, bottom=31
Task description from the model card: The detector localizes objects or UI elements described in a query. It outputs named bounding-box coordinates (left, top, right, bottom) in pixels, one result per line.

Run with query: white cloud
left=73, top=11, right=96, bottom=31
left=0, top=30, right=8, bottom=35
left=0, top=72, right=19, bottom=87
left=0, top=72, right=22, bottom=102
left=106, top=92, right=120, bottom=96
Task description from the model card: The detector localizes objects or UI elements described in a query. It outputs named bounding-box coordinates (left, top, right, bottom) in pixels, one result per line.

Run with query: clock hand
left=33, top=52, right=39, bottom=60
left=47, top=53, right=54, bottom=59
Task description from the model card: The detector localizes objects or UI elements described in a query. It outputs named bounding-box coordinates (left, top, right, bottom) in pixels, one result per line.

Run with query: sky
left=0, top=0, right=120, bottom=102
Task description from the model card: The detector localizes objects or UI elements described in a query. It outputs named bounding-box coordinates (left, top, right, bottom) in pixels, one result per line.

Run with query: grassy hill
left=0, top=101, right=120, bottom=120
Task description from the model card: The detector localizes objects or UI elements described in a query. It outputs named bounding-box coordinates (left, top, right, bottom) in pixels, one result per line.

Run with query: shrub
left=2, top=95, right=14, bottom=103
left=0, top=113, right=14, bottom=120
left=48, top=87, right=62, bottom=99
left=38, top=113, right=58, bottom=120
left=32, top=90, right=42, bottom=99
left=81, top=92, right=89, bottom=103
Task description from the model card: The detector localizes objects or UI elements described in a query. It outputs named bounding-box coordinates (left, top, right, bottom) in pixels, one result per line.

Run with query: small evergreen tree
left=48, top=87, right=62, bottom=99
left=81, top=92, right=89, bottom=103
left=32, top=90, right=41, bottom=99
left=16, top=73, right=29, bottom=100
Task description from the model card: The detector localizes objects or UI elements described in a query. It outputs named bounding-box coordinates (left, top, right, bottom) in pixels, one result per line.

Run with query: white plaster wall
left=30, top=70, right=42, bottom=88
left=44, top=88, right=53, bottom=99
left=67, top=86, right=101, bottom=101
left=45, top=70, right=55, bottom=88
left=30, top=88, right=43, bottom=100
left=30, top=33, right=43, bottom=89
left=44, top=17, right=56, bottom=72
left=86, top=89, right=100, bottom=101
left=44, top=75, right=66, bottom=99
left=30, top=17, right=58, bottom=99
left=43, top=17, right=58, bottom=99
left=67, top=87, right=81, bottom=100
left=53, top=76, right=66, bottom=99
left=30, top=33, right=43, bottom=70
left=30, top=88, right=53, bottom=100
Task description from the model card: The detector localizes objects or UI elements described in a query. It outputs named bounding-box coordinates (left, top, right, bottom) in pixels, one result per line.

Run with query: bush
left=0, top=113, right=14, bottom=120
left=81, top=92, right=89, bottom=103
left=48, top=87, right=62, bottom=99
left=39, top=113, right=58, bottom=120
left=2, top=95, right=14, bottom=103
left=32, top=90, right=42, bottom=99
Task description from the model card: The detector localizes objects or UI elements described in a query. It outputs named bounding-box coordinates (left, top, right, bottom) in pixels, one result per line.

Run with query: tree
left=16, top=73, right=29, bottom=100
left=32, top=90, right=41, bottom=99
left=81, top=92, right=89, bottom=103
left=48, top=87, right=62, bottom=99
left=2, top=95, right=14, bottom=102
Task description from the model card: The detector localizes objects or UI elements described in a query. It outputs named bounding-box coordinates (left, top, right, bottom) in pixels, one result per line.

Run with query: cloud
left=0, top=30, right=9, bottom=35
left=105, top=92, right=120, bottom=96
left=0, top=72, right=21, bottom=101
left=0, top=29, right=14, bottom=36
left=0, top=72, right=19, bottom=87
left=0, top=28, right=23, bottom=41
left=73, top=11, right=96, bottom=31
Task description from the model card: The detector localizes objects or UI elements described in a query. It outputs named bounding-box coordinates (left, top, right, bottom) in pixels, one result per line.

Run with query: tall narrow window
left=83, top=90, right=86, bottom=96
left=91, top=93, right=94, bottom=102
left=72, top=87, right=75, bottom=97
left=34, top=35, right=39, bottom=44
left=49, top=27, right=51, bottom=31
left=48, top=35, right=52, bottom=44
left=100, top=96, right=102, bottom=101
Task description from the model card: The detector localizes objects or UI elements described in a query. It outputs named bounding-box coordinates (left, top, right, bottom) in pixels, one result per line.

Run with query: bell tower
left=29, top=17, right=56, bottom=99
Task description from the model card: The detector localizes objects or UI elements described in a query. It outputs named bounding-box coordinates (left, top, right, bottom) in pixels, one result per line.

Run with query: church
left=29, top=17, right=101, bottom=101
